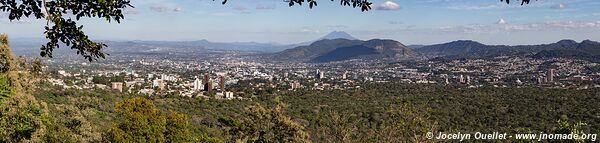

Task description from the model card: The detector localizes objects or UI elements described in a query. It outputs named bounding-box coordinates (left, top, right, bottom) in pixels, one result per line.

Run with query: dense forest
left=3, top=82, right=598, bottom=142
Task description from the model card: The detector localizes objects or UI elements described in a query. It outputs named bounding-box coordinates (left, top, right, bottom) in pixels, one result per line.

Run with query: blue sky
left=1, top=0, right=600, bottom=45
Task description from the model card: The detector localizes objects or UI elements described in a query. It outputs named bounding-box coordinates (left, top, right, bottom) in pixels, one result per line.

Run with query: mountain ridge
left=416, top=39, right=600, bottom=60
left=273, top=38, right=415, bottom=62
left=319, top=31, right=358, bottom=40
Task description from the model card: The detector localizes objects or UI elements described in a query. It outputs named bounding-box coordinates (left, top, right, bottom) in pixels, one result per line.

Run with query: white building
left=161, top=74, right=177, bottom=82
left=153, top=79, right=165, bottom=90
left=111, top=82, right=123, bottom=92
left=225, top=92, right=234, bottom=99
left=193, top=76, right=203, bottom=91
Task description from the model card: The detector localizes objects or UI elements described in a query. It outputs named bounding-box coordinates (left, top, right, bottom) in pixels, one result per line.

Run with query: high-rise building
left=548, top=69, right=555, bottom=82
left=342, top=71, right=347, bottom=80
left=203, top=74, right=212, bottom=92
left=315, top=69, right=320, bottom=79
left=466, top=75, right=471, bottom=85
left=193, top=76, right=202, bottom=91
left=316, top=69, right=324, bottom=79
left=219, top=75, right=225, bottom=92
left=319, top=72, right=324, bottom=79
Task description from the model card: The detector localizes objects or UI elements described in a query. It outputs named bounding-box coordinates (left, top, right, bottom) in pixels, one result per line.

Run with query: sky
left=1, top=0, right=600, bottom=45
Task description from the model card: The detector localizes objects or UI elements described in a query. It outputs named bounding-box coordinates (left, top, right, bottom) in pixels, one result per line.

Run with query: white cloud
left=447, top=4, right=506, bottom=10
left=497, top=18, right=507, bottom=24
left=123, top=8, right=140, bottom=15
left=435, top=20, right=600, bottom=34
left=446, top=1, right=554, bottom=10
left=233, top=6, right=251, bottom=14
left=256, top=4, right=275, bottom=10
left=149, top=3, right=183, bottom=13
left=372, top=1, right=401, bottom=10
left=551, top=3, right=567, bottom=9
left=389, top=21, right=404, bottom=25
left=173, top=7, right=182, bottom=12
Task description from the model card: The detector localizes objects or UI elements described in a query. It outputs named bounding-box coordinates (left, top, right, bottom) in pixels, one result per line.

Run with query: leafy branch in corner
left=501, top=0, right=537, bottom=5
left=0, top=0, right=133, bottom=61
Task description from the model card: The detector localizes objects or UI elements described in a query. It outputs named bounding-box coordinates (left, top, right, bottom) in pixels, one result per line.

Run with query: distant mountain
left=407, top=45, right=426, bottom=49
left=312, top=39, right=415, bottom=63
left=296, top=31, right=359, bottom=46
left=532, top=40, right=600, bottom=62
left=273, top=39, right=364, bottom=61
left=112, top=40, right=292, bottom=53
left=9, top=38, right=292, bottom=58
left=416, top=39, right=600, bottom=61
left=273, top=39, right=415, bottom=62
left=575, top=40, right=600, bottom=52
left=415, top=40, right=487, bottom=57
left=319, top=31, right=358, bottom=40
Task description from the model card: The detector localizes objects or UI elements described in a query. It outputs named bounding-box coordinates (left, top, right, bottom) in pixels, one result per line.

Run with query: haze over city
left=2, top=0, right=600, bottom=45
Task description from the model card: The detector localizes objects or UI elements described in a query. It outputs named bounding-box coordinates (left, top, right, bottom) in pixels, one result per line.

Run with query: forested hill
left=415, top=39, right=600, bottom=60
left=21, top=83, right=600, bottom=142
left=273, top=39, right=415, bottom=62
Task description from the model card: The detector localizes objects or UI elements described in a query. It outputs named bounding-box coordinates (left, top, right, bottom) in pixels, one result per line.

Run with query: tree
left=1, top=0, right=531, bottom=61
left=552, top=120, right=589, bottom=143
left=1, top=0, right=132, bottom=61
left=220, top=0, right=372, bottom=11
left=109, top=97, right=167, bottom=142
left=501, top=0, right=536, bottom=5
left=0, top=34, right=54, bottom=143
left=0, top=35, right=13, bottom=102
left=0, top=74, right=11, bottom=102
left=220, top=100, right=311, bottom=143
left=30, top=58, right=44, bottom=76
left=108, top=97, right=191, bottom=143
left=43, top=104, right=102, bottom=142
left=0, top=34, right=15, bottom=73
left=165, top=111, right=191, bottom=143
left=0, top=34, right=35, bottom=102
left=0, top=93, right=50, bottom=143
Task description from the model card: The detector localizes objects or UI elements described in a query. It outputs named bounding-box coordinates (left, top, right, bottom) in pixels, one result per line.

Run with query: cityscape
left=2, top=0, right=600, bottom=142
left=44, top=49, right=600, bottom=100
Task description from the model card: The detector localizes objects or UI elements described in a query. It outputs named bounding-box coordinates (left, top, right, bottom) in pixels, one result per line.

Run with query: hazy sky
left=1, top=0, right=600, bottom=45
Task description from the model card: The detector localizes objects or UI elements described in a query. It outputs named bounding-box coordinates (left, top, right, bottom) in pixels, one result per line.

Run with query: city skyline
left=2, top=0, right=600, bottom=45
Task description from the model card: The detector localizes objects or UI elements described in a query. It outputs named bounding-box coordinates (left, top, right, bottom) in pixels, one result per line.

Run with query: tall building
left=445, top=76, right=449, bottom=85
left=219, top=75, right=225, bottom=92
left=548, top=69, right=555, bottom=82
left=342, top=71, right=347, bottom=80
left=466, top=75, right=471, bottom=85
left=111, top=82, right=123, bottom=92
left=315, top=69, right=320, bottom=79
left=203, top=74, right=212, bottom=92
left=316, top=69, right=324, bottom=79
left=319, top=72, right=324, bottom=79
left=193, top=76, right=202, bottom=91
